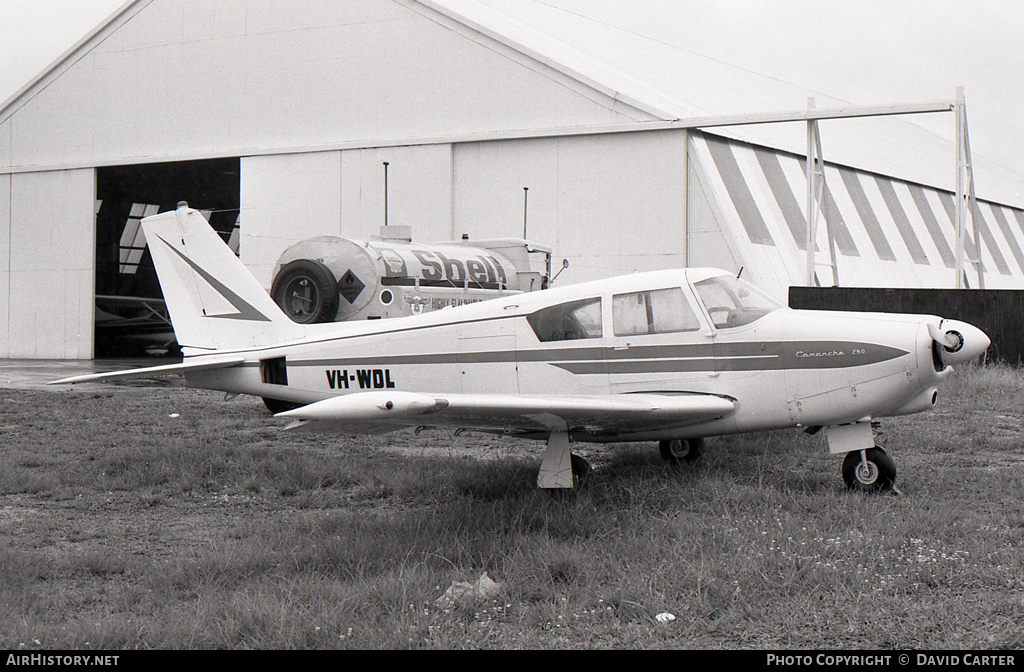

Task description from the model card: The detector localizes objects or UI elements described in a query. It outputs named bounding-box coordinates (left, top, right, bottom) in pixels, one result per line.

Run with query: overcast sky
left=2, top=0, right=1021, bottom=179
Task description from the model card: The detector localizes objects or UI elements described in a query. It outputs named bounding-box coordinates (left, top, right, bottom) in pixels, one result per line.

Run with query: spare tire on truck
left=270, top=259, right=340, bottom=324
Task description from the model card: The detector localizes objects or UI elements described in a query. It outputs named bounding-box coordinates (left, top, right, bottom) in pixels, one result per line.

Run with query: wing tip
left=47, top=375, right=90, bottom=386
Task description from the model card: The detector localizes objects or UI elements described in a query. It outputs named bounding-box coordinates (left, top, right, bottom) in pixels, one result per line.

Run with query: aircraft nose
left=930, top=319, right=990, bottom=365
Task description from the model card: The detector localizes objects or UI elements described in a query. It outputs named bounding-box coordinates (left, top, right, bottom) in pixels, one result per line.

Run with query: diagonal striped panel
left=753, top=146, right=811, bottom=251
left=837, top=167, right=896, bottom=261
left=988, top=205, right=1024, bottom=275
left=1012, top=208, right=1024, bottom=241
left=907, top=185, right=955, bottom=268
left=874, top=176, right=928, bottom=264
left=703, top=134, right=775, bottom=246
left=970, top=204, right=1011, bottom=275
left=798, top=157, right=860, bottom=257
left=822, top=180, right=860, bottom=257
left=692, top=131, right=1024, bottom=289
left=935, top=191, right=983, bottom=268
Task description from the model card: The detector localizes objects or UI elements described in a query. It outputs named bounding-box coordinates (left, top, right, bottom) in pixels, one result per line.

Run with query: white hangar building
left=2, top=0, right=1024, bottom=359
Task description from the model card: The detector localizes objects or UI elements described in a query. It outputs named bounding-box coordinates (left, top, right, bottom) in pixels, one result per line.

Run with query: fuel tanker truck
left=270, top=226, right=554, bottom=324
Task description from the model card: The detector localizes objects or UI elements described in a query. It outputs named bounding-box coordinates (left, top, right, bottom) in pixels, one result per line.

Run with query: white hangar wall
left=240, top=144, right=456, bottom=288
left=0, top=170, right=95, bottom=359
left=237, top=130, right=688, bottom=291
left=237, top=124, right=1024, bottom=308
left=0, top=175, right=8, bottom=358
left=240, top=152, right=343, bottom=289
left=3, top=0, right=1023, bottom=360
left=0, top=0, right=666, bottom=359
left=340, top=144, right=454, bottom=245
left=452, top=129, right=688, bottom=284
left=7, top=122, right=1018, bottom=359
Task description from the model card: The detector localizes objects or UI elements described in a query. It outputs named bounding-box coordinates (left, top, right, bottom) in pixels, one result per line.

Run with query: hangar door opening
left=95, top=158, right=240, bottom=358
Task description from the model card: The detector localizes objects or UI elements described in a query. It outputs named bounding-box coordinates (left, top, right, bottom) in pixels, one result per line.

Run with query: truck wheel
left=271, top=259, right=340, bottom=323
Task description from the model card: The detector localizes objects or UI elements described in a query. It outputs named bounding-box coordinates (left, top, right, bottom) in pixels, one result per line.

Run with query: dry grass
left=1, top=363, right=1023, bottom=649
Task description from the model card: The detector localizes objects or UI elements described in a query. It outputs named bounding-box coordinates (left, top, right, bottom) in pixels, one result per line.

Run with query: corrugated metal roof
left=4, top=0, right=1021, bottom=208
left=433, top=0, right=1024, bottom=208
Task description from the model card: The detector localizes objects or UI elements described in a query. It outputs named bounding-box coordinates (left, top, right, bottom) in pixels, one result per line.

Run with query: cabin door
left=458, top=319, right=519, bottom=394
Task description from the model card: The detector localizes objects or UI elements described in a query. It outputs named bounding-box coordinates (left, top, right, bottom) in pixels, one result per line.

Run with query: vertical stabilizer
left=142, top=203, right=303, bottom=352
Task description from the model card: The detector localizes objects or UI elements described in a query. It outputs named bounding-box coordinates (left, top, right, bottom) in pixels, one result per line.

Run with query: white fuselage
left=185, top=269, right=948, bottom=443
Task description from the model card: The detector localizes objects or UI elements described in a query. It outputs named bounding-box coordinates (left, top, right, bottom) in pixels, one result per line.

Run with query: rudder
left=141, top=202, right=303, bottom=352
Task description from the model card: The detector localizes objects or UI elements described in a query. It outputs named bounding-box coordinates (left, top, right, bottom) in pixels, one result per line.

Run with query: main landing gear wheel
left=659, top=438, right=704, bottom=463
left=262, top=398, right=302, bottom=414
left=570, top=454, right=592, bottom=482
left=536, top=454, right=591, bottom=492
left=842, top=447, right=897, bottom=493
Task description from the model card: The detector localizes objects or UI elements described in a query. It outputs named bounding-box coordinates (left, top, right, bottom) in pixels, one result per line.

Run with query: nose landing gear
left=841, top=447, right=897, bottom=493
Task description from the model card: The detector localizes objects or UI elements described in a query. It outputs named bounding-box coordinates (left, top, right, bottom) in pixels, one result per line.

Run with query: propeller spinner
left=928, top=319, right=990, bottom=366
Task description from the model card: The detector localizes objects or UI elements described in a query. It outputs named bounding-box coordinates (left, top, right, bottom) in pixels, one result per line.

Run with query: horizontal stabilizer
left=49, top=355, right=246, bottom=386
left=277, top=391, right=735, bottom=437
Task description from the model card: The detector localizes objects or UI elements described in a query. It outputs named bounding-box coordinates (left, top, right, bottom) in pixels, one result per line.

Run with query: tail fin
left=142, top=202, right=303, bottom=352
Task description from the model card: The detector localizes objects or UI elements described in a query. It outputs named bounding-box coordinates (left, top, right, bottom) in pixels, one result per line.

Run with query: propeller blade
left=928, top=322, right=961, bottom=352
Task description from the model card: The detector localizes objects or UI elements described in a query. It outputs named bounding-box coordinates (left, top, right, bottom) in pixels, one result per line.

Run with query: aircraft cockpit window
left=612, top=288, right=700, bottom=336
left=527, top=297, right=603, bottom=342
left=693, top=275, right=782, bottom=329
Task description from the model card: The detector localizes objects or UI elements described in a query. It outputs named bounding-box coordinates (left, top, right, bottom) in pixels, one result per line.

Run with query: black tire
left=540, top=454, right=591, bottom=494
left=570, top=453, right=592, bottom=481
left=659, top=438, right=703, bottom=463
left=842, top=447, right=896, bottom=493
left=271, top=259, right=340, bottom=324
left=262, top=397, right=302, bottom=414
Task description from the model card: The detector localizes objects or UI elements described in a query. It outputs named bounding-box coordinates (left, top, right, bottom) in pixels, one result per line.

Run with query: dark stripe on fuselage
left=287, top=341, right=907, bottom=374
left=556, top=341, right=907, bottom=374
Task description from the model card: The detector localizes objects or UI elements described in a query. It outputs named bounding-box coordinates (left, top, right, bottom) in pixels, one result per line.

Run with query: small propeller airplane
left=54, top=203, right=990, bottom=493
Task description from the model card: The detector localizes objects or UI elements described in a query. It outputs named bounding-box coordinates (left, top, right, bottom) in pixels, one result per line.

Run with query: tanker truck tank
left=271, top=232, right=551, bottom=323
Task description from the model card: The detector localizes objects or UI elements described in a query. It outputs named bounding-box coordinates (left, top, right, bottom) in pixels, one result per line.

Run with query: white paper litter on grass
left=434, top=572, right=503, bottom=609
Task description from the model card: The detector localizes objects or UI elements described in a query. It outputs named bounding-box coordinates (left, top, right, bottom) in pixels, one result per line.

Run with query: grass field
left=1, top=363, right=1023, bottom=649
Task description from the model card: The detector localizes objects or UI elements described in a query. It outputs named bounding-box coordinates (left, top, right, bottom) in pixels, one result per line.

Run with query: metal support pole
left=955, top=87, right=983, bottom=289
left=967, top=119, right=984, bottom=289
left=523, top=186, right=529, bottom=239
left=805, top=99, right=816, bottom=287
left=383, top=161, right=390, bottom=227
left=816, top=126, right=839, bottom=286
left=804, top=98, right=840, bottom=287
left=964, top=91, right=983, bottom=290
left=955, top=92, right=965, bottom=288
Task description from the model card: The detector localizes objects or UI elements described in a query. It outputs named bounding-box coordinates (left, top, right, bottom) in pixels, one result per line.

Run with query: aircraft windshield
left=693, top=275, right=782, bottom=329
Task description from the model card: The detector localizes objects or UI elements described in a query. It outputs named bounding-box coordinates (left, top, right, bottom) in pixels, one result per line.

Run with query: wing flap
left=277, top=391, right=735, bottom=436
left=49, top=355, right=246, bottom=385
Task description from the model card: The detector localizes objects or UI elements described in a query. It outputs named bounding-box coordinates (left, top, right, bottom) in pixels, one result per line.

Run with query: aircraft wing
left=48, top=355, right=246, bottom=385
left=276, top=390, right=735, bottom=437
